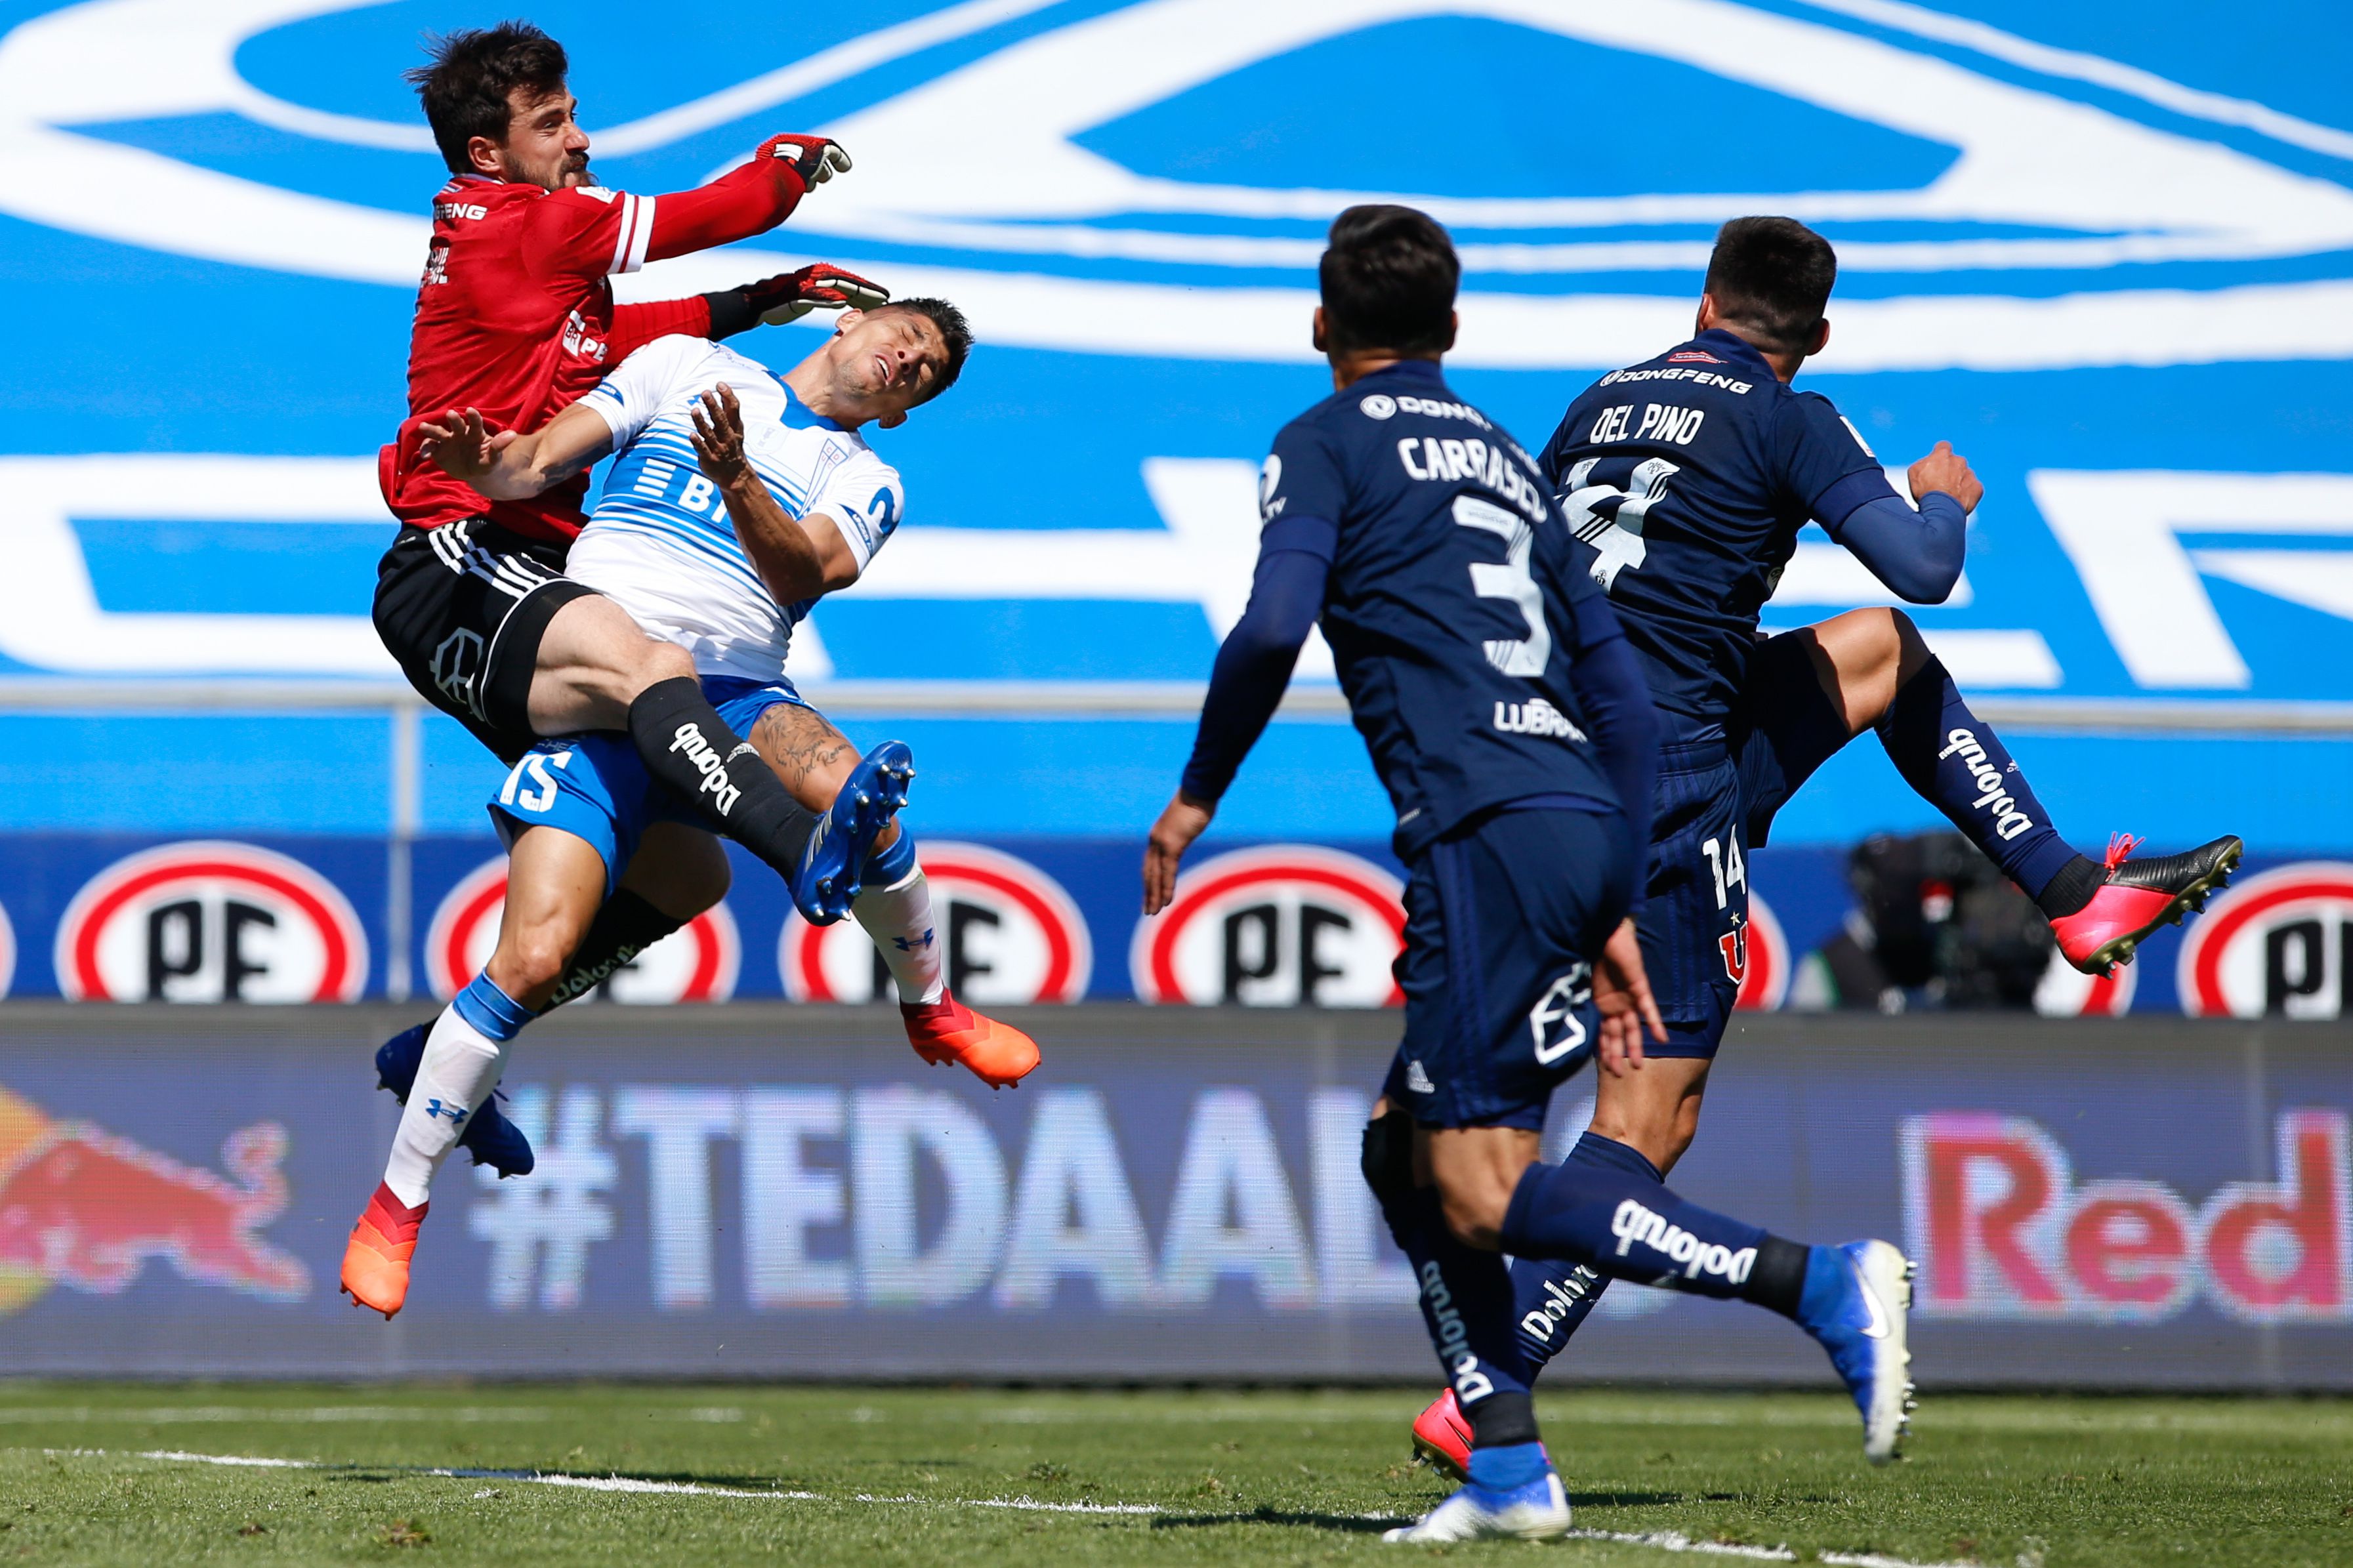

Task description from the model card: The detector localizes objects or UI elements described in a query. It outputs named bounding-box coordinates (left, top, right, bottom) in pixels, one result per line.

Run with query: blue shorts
left=1642, top=632, right=1850, bottom=1056
left=1383, top=805, right=1638, bottom=1130
left=486, top=676, right=811, bottom=896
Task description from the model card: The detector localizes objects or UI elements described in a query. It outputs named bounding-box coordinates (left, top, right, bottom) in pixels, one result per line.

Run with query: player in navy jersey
left=1400, top=217, right=2241, bottom=1480
left=1143, top=207, right=1917, bottom=1543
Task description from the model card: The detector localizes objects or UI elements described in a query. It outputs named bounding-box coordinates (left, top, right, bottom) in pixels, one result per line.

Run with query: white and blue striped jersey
left=566, top=334, right=904, bottom=683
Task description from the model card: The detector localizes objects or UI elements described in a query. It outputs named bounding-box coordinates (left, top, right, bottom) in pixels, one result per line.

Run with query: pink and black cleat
left=2051, top=833, right=2243, bottom=976
left=1409, top=1388, right=1474, bottom=1483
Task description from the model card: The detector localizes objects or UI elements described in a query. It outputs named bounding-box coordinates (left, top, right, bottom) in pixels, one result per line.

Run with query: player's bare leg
left=1793, top=607, right=2239, bottom=974
left=343, top=827, right=607, bottom=1319
left=371, top=818, right=730, bottom=1182
left=745, top=701, right=1037, bottom=1086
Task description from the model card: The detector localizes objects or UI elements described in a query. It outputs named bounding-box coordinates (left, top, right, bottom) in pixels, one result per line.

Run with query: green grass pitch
left=1, top=1384, right=2348, bottom=1565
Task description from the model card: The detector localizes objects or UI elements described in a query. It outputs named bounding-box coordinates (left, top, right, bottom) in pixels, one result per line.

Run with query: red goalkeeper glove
left=742, top=264, right=892, bottom=327
left=757, top=133, right=852, bottom=188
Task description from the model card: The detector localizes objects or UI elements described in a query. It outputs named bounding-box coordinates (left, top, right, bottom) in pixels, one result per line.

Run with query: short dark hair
left=407, top=22, right=569, bottom=175
left=1703, top=217, right=1838, bottom=355
left=875, top=297, right=973, bottom=405
left=1318, top=205, right=1458, bottom=357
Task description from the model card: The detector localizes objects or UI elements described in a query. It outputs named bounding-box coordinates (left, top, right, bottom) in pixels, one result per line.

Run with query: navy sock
left=545, top=890, right=682, bottom=1010
left=1874, top=657, right=2081, bottom=901
left=1507, top=1133, right=1660, bottom=1369
left=1403, top=1188, right=1536, bottom=1424
left=1499, top=1154, right=1772, bottom=1301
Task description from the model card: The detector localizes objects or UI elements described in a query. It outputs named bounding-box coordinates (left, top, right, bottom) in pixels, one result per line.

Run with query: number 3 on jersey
left=1560, top=457, right=1679, bottom=591
left=1451, top=494, right=1551, bottom=676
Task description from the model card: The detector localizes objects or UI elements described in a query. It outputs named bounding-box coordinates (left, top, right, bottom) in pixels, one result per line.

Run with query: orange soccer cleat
left=339, top=1182, right=427, bottom=1320
left=1410, top=1388, right=1474, bottom=1482
left=2050, top=833, right=2243, bottom=976
left=902, top=993, right=1040, bottom=1089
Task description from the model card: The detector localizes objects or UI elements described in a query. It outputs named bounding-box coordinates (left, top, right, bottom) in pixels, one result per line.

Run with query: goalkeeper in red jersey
left=374, top=20, right=902, bottom=969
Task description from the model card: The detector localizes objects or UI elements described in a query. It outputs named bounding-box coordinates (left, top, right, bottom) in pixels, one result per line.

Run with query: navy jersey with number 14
left=1261, top=358, right=1621, bottom=857
left=1537, top=327, right=1890, bottom=726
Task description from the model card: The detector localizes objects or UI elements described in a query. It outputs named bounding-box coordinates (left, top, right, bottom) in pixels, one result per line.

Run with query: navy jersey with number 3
left=1537, top=328, right=1887, bottom=724
left=1261, top=359, right=1619, bottom=856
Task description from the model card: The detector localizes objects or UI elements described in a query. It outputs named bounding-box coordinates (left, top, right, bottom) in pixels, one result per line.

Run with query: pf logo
left=1132, top=845, right=1404, bottom=1007
left=2178, top=861, right=2353, bottom=1018
left=1726, top=892, right=1791, bottom=1012
left=424, top=859, right=739, bottom=1003
left=780, top=842, right=1090, bottom=1004
left=55, top=842, right=367, bottom=1002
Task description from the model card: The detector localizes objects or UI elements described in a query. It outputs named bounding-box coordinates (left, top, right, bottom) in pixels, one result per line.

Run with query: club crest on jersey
left=1720, top=924, right=1749, bottom=985
left=1528, top=965, right=1594, bottom=1066
left=1258, top=453, right=1283, bottom=520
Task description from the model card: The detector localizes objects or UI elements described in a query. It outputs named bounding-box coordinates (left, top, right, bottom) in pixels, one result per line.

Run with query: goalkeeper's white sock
left=383, top=975, right=530, bottom=1207
left=852, top=833, right=944, bottom=1005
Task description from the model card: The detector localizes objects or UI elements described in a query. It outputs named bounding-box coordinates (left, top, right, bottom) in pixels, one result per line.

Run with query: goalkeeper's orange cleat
left=339, top=1182, right=427, bottom=1320
left=902, top=993, right=1040, bottom=1089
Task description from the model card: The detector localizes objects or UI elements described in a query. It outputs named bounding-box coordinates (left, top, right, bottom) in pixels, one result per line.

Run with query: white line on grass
left=97, top=1449, right=1972, bottom=1562
left=0, top=1406, right=551, bottom=1424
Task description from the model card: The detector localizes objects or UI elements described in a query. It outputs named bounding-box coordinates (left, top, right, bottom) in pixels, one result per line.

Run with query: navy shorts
left=1642, top=631, right=1851, bottom=1056
left=1383, top=805, right=1638, bottom=1130
left=486, top=676, right=812, bottom=896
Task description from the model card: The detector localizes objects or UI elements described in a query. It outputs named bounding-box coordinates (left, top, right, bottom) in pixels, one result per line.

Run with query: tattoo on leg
left=751, top=703, right=856, bottom=806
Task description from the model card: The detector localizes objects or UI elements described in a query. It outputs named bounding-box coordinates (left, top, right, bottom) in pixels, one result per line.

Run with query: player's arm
left=1142, top=519, right=1336, bottom=915
left=1818, top=443, right=1978, bottom=604
left=614, top=266, right=892, bottom=355
left=417, top=402, right=614, bottom=500
left=1144, top=424, right=1348, bottom=915
left=1553, top=566, right=1667, bottom=1069
left=684, top=384, right=856, bottom=604
left=528, top=135, right=854, bottom=288
left=1786, top=399, right=1976, bottom=604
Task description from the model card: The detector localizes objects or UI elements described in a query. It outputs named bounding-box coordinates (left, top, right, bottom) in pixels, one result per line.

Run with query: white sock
left=383, top=999, right=510, bottom=1207
left=852, top=859, right=946, bottom=1005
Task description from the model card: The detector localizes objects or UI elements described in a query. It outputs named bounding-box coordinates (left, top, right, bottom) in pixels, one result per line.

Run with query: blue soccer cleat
left=373, top=1025, right=535, bottom=1178
left=791, top=739, right=915, bottom=925
left=1797, top=1239, right=1915, bottom=1464
left=1381, top=1468, right=1571, bottom=1544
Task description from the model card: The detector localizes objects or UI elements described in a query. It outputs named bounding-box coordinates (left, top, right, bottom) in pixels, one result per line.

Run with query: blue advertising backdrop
left=1, top=0, right=2350, bottom=997
left=0, top=1009, right=2344, bottom=1388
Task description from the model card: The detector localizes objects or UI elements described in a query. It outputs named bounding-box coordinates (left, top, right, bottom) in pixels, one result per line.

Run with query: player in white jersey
left=341, top=300, right=1041, bottom=1320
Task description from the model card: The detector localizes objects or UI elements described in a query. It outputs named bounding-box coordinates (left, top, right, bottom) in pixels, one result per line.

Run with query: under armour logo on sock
left=893, top=929, right=935, bottom=952
left=424, top=1098, right=470, bottom=1127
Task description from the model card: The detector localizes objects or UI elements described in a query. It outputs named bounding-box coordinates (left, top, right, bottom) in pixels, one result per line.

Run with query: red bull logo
left=55, top=841, right=366, bottom=1002
left=1901, top=1109, right=2350, bottom=1323
left=425, top=857, right=738, bottom=1002
left=0, top=1086, right=308, bottom=1315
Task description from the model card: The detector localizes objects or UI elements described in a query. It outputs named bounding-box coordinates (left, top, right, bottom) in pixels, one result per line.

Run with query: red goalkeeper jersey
left=381, top=159, right=806, bottom=544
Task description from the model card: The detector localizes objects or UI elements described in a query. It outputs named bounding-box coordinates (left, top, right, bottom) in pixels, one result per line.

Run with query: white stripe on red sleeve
left=620, top=195, right=656, bottom=274
left=606, top=194, right=640, bottom=276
